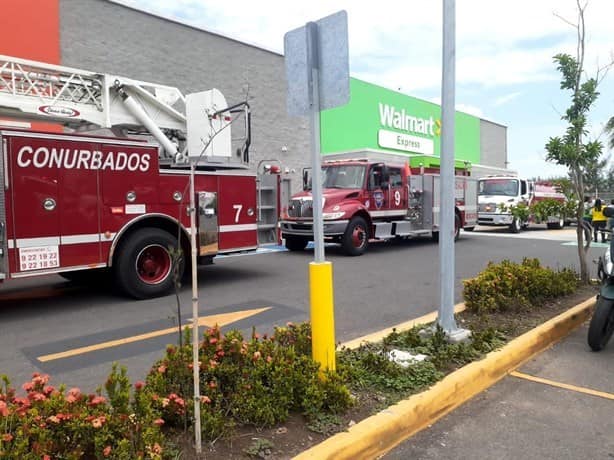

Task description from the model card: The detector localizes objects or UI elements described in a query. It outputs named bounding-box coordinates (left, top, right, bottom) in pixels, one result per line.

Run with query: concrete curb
left=294, top=296, right=595, bottom=460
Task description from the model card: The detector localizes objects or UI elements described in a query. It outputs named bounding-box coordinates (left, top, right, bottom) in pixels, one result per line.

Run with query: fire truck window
left=369, top=169, right=381, bottom=189
left=389, top=168, right=402, bottom=187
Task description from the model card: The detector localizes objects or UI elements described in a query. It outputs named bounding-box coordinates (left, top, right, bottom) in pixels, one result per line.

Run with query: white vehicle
left=477, top=175, right=567, bottom=233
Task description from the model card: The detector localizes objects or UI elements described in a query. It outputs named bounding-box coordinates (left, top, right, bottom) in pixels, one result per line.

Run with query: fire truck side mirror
left=302, top=168, right=311, bottom=191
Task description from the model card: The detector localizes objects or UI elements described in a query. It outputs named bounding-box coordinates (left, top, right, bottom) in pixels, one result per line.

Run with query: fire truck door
left=367, top=164, right=405, bottom=213
left=57, top=143, right=101, bottom=267
left=217, top=175, right=258, bottom=250
left=8, top=136, right=61, bottom=274
left=388, top=167, right=406, bottom=210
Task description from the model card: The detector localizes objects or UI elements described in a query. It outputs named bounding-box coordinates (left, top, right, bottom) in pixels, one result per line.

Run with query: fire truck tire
left=432, top=215, right=461, bottom=242
left=284, top=235, right=309, bottom=251
left=547, top=217, right=564, bottom=230
left=114, top=228, right=183, bottom=299
left=342, top=216, right=369, bottom=256
left=509, top=218, right=521, bottom=233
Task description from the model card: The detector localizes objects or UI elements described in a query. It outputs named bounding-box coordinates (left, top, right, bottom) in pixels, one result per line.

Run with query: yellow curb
left=294, top=295, right=595, bottom=460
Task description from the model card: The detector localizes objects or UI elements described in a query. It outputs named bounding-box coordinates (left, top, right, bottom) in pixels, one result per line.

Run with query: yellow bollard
left=309, top=261, right=336, bottom=372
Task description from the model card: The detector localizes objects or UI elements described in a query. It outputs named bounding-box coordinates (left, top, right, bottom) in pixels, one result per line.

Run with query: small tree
left=544, top=1, right=612, bottom=283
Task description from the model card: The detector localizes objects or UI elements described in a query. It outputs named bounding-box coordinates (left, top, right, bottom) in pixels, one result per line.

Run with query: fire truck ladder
left=0, top=54, right=242, bottom=164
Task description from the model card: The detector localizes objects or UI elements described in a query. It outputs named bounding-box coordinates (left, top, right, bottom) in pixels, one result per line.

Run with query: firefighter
left=591, top=198, right=607, bottom=243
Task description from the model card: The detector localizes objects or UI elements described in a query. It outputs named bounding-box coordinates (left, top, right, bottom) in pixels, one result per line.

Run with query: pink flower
left=43, top=455, right=51, bottom=460
left=47, top=415, right=60, bottom=424
left=157, top=365, right=167, bottom=374
left=21, top=382, right=34, bottom=392
left=253, top=351, right=261, bottom=361
left=209, top=337, right=218, bottom=345
left=151, top=443, right=162, bottom=455
left=29, top=392, right=46, bottom=402
left=43, top=385, right=54, bottom=395
left=266, top=355, right=273, bottom=363
left=32, top=374, right=49, bottom=386
left=161, top=398, right=170, bottom=408
left=103, top=446, right=112, bottom=457
left=153, top=418, right=165, bottom=426
left=200, top=395, right=211, bottom=404
left=66, top=394, right=78, bottom=404
left=91, top=416, right=106, bottom=428
left=68, top=387, right=81, bottom=397
left=0, top=400, right=9, bottom=417
left=134, top=381, right=145, bottom=390
left=89, top=395, right=106, bottom=406
left=2, top=433, right=13, bottom=442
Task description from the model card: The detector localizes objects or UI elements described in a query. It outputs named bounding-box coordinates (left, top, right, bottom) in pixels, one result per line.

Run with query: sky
left=117, top=0, right=614, bottom=179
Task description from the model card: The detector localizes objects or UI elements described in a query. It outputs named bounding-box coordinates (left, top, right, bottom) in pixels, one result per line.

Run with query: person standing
left=591, top=198, right=607, bottom=243
left=607, top=199, right=614, bottom=242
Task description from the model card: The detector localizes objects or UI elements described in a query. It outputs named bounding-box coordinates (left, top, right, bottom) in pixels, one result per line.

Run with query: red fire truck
left=0, top=55, right=288, bottom=298
left=279, top=150, right=478, bottom=255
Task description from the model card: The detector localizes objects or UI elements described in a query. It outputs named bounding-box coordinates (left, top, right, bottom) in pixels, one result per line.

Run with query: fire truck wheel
left=509, top=218, right=521, bottom=233
left=285, top=235, right=309, bottom=251
left=432, top=215, right=461, bottom=242
left=547, top=217, right=565, bottom=230
left=114, top=228, right=183, bottom=299
left=342, top=216, right=369, bottom=256
left=454, top=214, right=461, bottom=241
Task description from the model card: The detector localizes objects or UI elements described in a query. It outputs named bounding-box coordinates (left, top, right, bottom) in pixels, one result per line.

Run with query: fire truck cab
left=279, top=150, right=478, bottom=256
left=477, top=175, right=567, bottom=232
left=0, top=54, right=288, bottom=298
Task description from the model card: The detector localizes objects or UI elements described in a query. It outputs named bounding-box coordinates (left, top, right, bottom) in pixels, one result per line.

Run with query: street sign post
left=284, top=10, right=349, bottom=371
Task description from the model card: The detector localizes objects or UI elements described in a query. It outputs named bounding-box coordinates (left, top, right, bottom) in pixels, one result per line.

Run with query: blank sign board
left=284, top=10, right=350, bottom=116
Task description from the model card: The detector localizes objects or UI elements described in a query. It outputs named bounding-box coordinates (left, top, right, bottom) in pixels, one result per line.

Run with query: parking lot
left=385, top=322, right=614, bottom=459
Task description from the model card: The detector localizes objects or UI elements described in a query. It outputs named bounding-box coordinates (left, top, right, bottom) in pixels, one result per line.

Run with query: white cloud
left=115, top=0, right=614, bottom=91
left=494, top=92, right=523, bottom=107
left=428, top=97, right=484, bottom=118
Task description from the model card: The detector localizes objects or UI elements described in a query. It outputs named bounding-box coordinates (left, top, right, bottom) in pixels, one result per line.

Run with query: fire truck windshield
left=478, top=178, right=518, bottom=197
left=308, top=164, right=366, bottom=189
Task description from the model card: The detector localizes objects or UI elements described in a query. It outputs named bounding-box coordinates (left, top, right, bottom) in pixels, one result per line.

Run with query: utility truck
left=279, top=150, right=478, bottom=256
left=477, top=175, right=567, bottom=232
left=0, top=54, right=289, bottom=298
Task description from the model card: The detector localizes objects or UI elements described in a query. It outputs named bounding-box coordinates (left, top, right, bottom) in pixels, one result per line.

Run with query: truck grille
left=288, top=199, right=313, bottom=218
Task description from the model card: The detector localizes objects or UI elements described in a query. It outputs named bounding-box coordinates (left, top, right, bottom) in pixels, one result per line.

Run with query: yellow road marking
left=38, top=307, right=270, bottom=362
left=510, top=370, right=614, bottom=400
left=340, top=302, right=466, bottom=350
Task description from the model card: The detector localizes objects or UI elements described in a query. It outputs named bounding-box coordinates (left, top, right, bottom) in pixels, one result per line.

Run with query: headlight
left=322, top=211, right=346, bottom=220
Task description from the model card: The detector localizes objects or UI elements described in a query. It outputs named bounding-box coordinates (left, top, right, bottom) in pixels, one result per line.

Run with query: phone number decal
left=19, top=246, right=60, bottom=271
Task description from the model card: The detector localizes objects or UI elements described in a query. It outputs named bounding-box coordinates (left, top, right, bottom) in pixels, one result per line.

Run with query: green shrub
left=146, top=322, right=351, bottom=440
left=463, top=258, right=578, bottom=314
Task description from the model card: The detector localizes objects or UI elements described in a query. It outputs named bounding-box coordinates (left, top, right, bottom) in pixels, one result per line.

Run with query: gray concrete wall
left=480, top=119, right=507, bottom=169
left=59, top=0, right=309, bottom=190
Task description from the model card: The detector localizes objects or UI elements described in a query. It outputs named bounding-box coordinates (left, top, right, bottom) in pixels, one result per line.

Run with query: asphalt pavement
left=384, top=318, right=614, bottom=459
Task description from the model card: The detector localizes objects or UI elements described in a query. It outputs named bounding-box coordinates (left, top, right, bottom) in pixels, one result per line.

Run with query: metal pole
left=189, top=162, right=202, bottom=452
left=307, top=22, right=325, bottom=264
left=306, top=21, right=336, bottom=371
left=438, top=0, right=459, bottom=333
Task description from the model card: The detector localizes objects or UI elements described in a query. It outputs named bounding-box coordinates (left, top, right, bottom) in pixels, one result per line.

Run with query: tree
left=544, top=1, right=612, bottom=283
left=606, top=116, right=614, bottom=150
